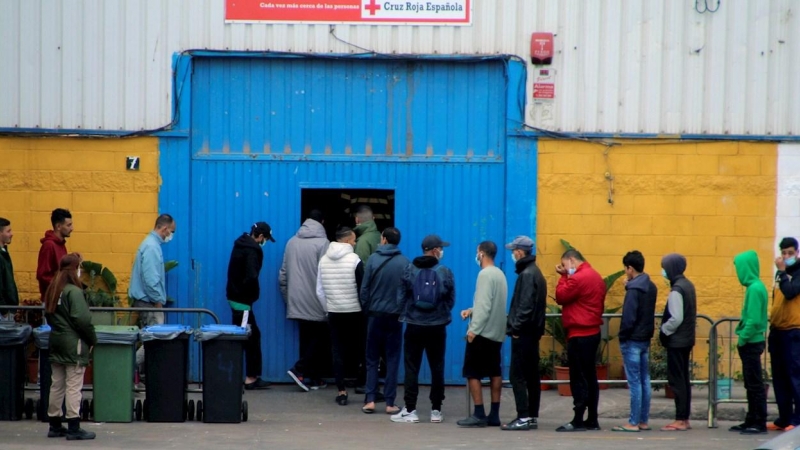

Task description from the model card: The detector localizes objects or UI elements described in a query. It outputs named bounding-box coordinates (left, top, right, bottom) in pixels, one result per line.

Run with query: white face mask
left=475, top=254, right=482, bottom=267
left=437, top=248, right=444, bottom=260
left=511, top=252, right=519, bottom=263
left=164, top=232, right=174, bottom=244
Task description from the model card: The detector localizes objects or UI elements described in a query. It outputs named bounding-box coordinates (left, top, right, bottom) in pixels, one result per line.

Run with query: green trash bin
left=92, top=325, right=138, bottom=423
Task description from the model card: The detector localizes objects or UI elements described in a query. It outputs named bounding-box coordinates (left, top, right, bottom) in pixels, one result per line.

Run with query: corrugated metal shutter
left=188, top=57, right=508, bottom=383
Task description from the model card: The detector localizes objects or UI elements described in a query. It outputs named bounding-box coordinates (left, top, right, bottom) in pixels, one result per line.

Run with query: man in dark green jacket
left=730, top=250, right=768, bottom=435
left=354, top=205, right=381, bottom=264
left=0, top=218, right=19, bottom=321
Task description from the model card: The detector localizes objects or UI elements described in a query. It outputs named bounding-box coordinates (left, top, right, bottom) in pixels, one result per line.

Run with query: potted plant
left=539, top=351, right=557, bottom=391
left=80, top=260, right=120, bottom=325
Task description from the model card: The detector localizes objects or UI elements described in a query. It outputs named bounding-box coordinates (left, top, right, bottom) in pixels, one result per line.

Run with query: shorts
left=462, top=334, right=503, bottom=379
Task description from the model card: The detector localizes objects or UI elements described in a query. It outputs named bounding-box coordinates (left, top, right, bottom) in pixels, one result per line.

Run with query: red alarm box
left=530, top=32, right=554, bottom=65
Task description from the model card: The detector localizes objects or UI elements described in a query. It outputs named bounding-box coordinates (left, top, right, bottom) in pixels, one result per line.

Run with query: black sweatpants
left=403, top=324, right=446, bottom=412
left=666, top=346, right=692, bottom=421
left=510, top=334, right=541, bottom=419
left=739, top=342, right=767, bottom=427
left=232, top=309, right=262, bottom=378
left=291, top=319, right=330, bottom=380
left=329, top=312, right=365, bottom=391
left=567, top=333, right=600, bottom=424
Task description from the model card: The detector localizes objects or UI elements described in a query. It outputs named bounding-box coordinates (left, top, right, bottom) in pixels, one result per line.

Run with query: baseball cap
left=421, top=235, right=450, bottom=251
left=505, top=236, right=535, bottom=253
left=252, top=222, right=276, bottom=242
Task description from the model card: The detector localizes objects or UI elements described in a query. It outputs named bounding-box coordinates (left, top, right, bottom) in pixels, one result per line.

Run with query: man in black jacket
left=501, top=236, right=547, bottom=431
left=613, top=251, right=657, bottom=432
left=227, top=222, right=275, bottom=390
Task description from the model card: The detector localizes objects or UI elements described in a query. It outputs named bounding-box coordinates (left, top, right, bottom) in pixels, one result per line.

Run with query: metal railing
left=1, top=304, right=220, bottom=392
left=465, top=312, right=716, bottom=422
left=707, top=317, right=774, bottom=428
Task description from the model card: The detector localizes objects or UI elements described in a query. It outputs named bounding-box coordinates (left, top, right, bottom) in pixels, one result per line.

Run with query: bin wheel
left=81, top=399, right=89, bottom=421
left=135, top=400, right=143, bottom=421
left=143, top=399, right=148, bottom=421
left=196, top=400, right=203, bottom=422
left=242, top=401, right=248, bottom=422
left=187, top=400, right=195, bottom=421
left=24, top=398, right=34, bottom=420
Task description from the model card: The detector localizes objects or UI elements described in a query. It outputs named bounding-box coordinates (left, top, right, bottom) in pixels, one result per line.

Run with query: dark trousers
left=292, top=319, right=329, bottom=380
left=365, top=316, right=402, bottom=405
left=738, top=342, right=767, bottom=427
left=231, top=309, right=262, bottom=378
left=567, top=333, right=600, bottom=423
left=329, top=312, right=364, bottom=391
left=510, top=334, right=541, bottom=419
left=769, top=329, right=800, bottom=426
left=666, top=346, right=692, bottom=420
left=403, top=324, right=446, bottom=412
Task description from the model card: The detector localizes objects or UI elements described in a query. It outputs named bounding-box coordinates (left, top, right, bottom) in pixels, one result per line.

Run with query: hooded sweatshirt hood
left=734, top=250, right=760, bottom=287
left=626, top=272, right=653, bottom=292
left=296, top=219, right=327, bottom=240
left=325, top=241, right=355, bottom=260
left=374, top=244, right=402, bottom=257
left=661, top=253, right=687, bottom=285
left=412, top=255, right=439, bottom=269
left=41, top=230, right=66, bottom=245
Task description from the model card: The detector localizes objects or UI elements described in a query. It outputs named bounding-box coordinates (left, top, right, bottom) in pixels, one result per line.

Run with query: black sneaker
left=729, top=422, right=749, bottom=432
left=66, top=419, right=95, bottom=441
left=308, top=379, right=328, bottom=390
left=740, top=425, right=768, bottom=435
left=287, top=369, right=310, bottom=392
left=502, top=418, right=532, bottom=431
left=457, top=415, right=488, bottom=428
left=556, top=422, right=586, bottom=432
left=244, top=378, right=271, bottom=390
left=335, top=394, right=348, bottom=405
left=584, top=421, right=601, bottom=431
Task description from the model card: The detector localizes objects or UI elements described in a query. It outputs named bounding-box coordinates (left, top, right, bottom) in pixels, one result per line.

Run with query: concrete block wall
left=0, top=137, right=160, bottom=302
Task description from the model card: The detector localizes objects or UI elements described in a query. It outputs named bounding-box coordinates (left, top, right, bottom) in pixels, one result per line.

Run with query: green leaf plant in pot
left=80, top=261, right=120, bottom=326
left=546, top=239, right=625, bottom=396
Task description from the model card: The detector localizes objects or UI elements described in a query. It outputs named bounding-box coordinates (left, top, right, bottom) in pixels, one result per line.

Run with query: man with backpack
left=391, top=235, right=455, bottom=424
left=360, top=227, right=410, bottom=414
left=457, top=241, right=508, bottom=428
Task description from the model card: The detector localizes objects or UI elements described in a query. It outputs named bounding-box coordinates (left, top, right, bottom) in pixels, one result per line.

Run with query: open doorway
left=300, top=189, right=395, bottom=241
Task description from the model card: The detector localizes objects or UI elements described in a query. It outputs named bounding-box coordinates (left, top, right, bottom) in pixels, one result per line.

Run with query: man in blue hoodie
left=360, top=227, right=410, bottom=414
left=391, top=235, right=455, bottom=424
left=612, top=251, right=657, bottom=433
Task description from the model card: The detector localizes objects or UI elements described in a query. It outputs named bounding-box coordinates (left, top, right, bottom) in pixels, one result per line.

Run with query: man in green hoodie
left=354, top=205, right=381, bottom=264
left=730, top=250, right=768, bottom=435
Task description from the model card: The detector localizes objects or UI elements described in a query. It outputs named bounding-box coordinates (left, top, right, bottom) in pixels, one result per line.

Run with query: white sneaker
left=390, top=407, right=419, bottom=423
left=430, top=410, right=444, bottom=423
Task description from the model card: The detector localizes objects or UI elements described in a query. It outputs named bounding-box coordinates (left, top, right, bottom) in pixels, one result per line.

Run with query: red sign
left=530, top=32, right=554, bottom=65
left=533, top=83, right=554, bottom=99
left=225, top=0, right=472, bottom=25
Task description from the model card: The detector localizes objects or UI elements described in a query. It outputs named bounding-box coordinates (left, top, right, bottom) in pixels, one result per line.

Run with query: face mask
left=511, top=253, right=518, bottom=263
left=77, top=268, right=82, bottom=278
left=661, top=268, right=668, bottom=279
left=567, top=267, right=576, bottom=276
left=259, top=240, right=266, bottom=248
left=164, top=232, right=174, bottom=244
left=437, top=249, right=444, bottom=260
left=787, top=257, right=797, bottom=267
left=475, top=254, right=482, bottom=267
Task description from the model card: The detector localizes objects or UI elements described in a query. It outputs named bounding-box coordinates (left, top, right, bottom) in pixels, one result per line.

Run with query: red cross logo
left=364, top=0, right=381, bottom=15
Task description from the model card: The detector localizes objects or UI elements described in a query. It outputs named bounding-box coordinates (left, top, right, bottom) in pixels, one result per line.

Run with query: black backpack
left=412, top=267, right=442, bottom=310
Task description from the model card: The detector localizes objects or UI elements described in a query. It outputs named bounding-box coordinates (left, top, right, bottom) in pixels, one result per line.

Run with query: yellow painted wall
left=537, top=140, right=777, bottom=377
left=0, top=137, right=160, bottom=302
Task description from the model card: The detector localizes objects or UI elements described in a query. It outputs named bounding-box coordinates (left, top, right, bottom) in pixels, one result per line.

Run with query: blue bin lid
left=199, top=324, right=248, bottom=335
left=142, top=324, right=191, bottom=333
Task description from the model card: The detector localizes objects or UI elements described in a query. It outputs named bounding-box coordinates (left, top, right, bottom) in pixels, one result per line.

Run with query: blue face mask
left=567, top=267, right=576, bottom=276
left=661, top=268, right=668, bottom=279
left=787, top=257, right=797, bottom=267
left=475, top=254, right=482, bottom=267
left=259, top=240, right=266, bottom=248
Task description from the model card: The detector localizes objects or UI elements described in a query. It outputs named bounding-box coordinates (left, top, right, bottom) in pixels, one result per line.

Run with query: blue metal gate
left=160, top=54, right=537, bottom=384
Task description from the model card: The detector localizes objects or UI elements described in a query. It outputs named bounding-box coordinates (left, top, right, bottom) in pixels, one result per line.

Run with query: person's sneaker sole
left=287, top=370, right=310, bottom=392
left=391, top=415, right=419, bottom=423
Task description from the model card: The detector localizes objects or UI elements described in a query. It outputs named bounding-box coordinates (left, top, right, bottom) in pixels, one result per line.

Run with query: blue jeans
left=621, top=340, right=651, bottom=425
left=365, top=316, right=402, bottom=405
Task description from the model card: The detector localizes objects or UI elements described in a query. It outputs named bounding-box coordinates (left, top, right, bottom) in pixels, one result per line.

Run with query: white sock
left=519, top=417, right=532, bottom=422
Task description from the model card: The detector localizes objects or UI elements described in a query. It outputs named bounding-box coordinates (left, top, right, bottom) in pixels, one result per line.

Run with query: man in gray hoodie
left=280, top=210, right=330, bottom=391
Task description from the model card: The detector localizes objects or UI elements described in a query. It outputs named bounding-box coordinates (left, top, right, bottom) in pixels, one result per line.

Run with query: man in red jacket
left=554, top=249, right=606, bottom=432
left=37, top=209, right=73, bottom=302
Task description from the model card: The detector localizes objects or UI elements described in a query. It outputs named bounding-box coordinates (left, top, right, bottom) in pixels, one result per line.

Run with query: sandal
left=638, top=424, right=652, bottom=431
left=385, top=406, right=400, bottom=415
left=361, top=405, right=375, bottom=414
left=660, top=424, right=687, bottom=431
left=612, top=425, right=640, bottom=432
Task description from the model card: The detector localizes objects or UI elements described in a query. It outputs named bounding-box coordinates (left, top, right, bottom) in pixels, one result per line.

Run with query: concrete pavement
left=0, top=382, right=781, bottom=450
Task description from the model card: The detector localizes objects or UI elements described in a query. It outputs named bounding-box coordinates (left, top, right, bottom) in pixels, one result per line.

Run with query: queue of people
left=0, top=206, right=799, bottom=437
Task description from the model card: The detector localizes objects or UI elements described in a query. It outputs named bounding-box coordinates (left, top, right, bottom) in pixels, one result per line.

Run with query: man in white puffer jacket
left=317, top=227, right=365, bottom=406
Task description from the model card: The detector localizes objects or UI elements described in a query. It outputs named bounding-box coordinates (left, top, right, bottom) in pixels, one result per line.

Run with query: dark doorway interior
left=301, top=189, right=396, bottom=241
